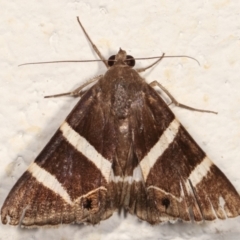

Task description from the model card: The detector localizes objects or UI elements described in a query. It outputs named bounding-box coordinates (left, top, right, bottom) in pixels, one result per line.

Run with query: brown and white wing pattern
left=126, top=84, right=240, bottom=224
left=1, top=83, right=119, bottom=227
left=1, top=61, right=240, bottom=227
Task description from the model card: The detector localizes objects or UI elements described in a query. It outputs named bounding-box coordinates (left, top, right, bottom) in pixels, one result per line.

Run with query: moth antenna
left=136, top=53, right=165, bottom=73
left=76, top=16, right=109, bottom=69
left=135, top=55, right=200, bottom=66
left=19, top=55, right=199, bottom=67
left=18, top=59, right=105, bottom=67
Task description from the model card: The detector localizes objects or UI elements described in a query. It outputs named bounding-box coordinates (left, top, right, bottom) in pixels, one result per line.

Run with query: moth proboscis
left=1, top=17, right=240, bottom=228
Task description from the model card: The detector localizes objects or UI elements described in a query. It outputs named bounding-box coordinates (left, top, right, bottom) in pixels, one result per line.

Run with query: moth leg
left=44, top=75, right=103, bottom=98
left=136, top=54, right=165, bottom=73
left=150, top=80, right=217, bottom=114
left=77, top=17, right=109, bottom=69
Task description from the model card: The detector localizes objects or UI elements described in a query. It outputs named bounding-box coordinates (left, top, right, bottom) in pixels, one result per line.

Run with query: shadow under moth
left=1, top=17, right=240, bottom=228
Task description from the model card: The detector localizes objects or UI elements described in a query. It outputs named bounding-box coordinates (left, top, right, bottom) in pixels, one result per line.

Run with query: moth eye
left=108, top=55, right=116, bottom=66
left=125, top=55, right=135, bottom=67
left=161, top=198, right=170, bottom=209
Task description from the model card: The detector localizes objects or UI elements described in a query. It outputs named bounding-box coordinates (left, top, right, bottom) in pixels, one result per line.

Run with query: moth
left=1, top=17, right=240, bottom=228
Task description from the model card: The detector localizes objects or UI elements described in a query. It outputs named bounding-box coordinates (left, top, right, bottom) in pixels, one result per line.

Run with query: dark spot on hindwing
left=83, top=198, right=93, bottom=210
left=162, top=198, right=170, bottom=209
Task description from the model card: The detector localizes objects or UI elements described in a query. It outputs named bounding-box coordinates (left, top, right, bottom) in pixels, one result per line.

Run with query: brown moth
left=1, top=17, right=240, bottom=228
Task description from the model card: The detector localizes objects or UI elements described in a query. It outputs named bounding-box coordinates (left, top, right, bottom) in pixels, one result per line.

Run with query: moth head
left=108, top=48, right=135, bottom=67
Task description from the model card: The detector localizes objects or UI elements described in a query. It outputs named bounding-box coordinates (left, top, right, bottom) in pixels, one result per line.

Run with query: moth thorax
left=112, top=83, right=132, bottom=119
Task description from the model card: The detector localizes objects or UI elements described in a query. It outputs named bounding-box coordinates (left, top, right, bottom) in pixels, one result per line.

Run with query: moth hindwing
left=1, top=17, right=240, bottom=227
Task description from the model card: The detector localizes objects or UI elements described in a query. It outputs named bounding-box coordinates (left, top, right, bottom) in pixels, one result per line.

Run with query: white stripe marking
left=188, top=156, right=213, bottom=187
left=76, top=186, right=107, bottom=202
left=147, top=186, right=182, bottom=202
left=60, top=121, right=112, bottom=182
left=132, top=164, right=144, bottom=182
left=28, top=163, right=108, bottom=205
left=112, top=165, right=144, bottom=184
left=28, top=162, right=72, bottom=205
left=140, top=119, right=180, bottom=181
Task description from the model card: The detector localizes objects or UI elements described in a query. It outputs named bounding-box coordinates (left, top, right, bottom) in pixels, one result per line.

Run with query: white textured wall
left=1, top=1, right=240, bottom=239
